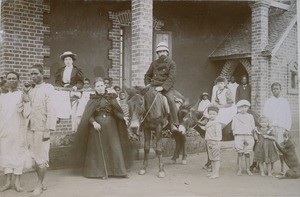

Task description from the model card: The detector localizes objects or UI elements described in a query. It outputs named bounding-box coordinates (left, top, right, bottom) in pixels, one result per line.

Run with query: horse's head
left=125, top=85, right=150, bottom=134
left=178, top=100, right=202, bottom=133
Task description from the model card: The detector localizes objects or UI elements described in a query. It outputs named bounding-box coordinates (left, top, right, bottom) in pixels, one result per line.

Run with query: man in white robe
left=263, top=82, right=292, bottom=175
left=227, top=76, right=239, bottom=103
left=0, top=71, right=26, bottom=192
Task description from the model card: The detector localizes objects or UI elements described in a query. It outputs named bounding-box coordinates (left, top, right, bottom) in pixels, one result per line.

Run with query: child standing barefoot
left=204, top=106, right=222, bottom=179
left=232, top=100, right=255, bottom=176
left=254, top=116, right=279, bottom=176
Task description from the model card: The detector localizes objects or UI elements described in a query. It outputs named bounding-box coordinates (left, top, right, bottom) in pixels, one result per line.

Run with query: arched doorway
left=220, top=58, right=251, bottom=83
left=232, top=62, right=249, bottom=84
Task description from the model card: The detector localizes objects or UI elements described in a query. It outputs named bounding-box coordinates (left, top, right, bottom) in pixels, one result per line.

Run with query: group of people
left=0, top=51, right=131, bottom=196
left=0, top=40, right=295, bottom=196
left=0, top=65, right=56, bottom=196
left=194, top=77, right=292, bottom=179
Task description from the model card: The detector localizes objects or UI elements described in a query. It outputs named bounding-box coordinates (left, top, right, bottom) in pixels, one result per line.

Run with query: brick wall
left=220, top=58, right=251, bottom=82
left=108, top=8, right=163, bottom=88
left=0, top=0, right=50, bottom=80
left=251, top=2, right=270, bottom=114
left=131, top=0, right=153, bottom=86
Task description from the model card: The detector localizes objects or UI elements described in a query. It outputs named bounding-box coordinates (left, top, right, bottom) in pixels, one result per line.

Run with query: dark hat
left=207, top=106, right=219, bottom=113
left=215, top=76, right=227, bottom=83
left=60, top=51, right=77, bottom=60
left=114, top=86, right=121, bottom=91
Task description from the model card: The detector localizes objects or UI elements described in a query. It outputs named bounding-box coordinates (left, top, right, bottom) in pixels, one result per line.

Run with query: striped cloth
left=119, top=99, right=129, bottom=118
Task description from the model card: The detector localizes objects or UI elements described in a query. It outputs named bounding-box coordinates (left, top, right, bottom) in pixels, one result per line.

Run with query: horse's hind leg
left=181, top=133, right=187, bottom=165
left=155, top=126, right=165, bottom=178
left=139, top=130, right=151, bottom=175
left=171, top=132, right=180, bottom=163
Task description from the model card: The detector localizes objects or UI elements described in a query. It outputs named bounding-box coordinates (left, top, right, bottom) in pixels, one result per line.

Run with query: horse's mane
left=143, top=87, right=164, bottom=119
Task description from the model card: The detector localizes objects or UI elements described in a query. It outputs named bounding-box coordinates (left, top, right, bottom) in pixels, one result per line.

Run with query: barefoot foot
left=206, top=173, right=214, bottom=177
left=30, top=187, right=43, bottom=197
left=246, top=170, right=253, bottom=176
left=209, top=174, right=219, bottom=179
left=14, top=183, right=24, bottom=192
left=0, top=183, right=11, bottom=192
left=237, top=170, right=242, bottom=176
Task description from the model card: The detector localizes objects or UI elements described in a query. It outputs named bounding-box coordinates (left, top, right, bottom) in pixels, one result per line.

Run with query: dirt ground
left=1, top=142, right=300, bottom=197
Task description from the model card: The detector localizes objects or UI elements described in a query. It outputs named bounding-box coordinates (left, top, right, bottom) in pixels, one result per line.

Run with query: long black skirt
left=83, top=115, right=127, bottom=178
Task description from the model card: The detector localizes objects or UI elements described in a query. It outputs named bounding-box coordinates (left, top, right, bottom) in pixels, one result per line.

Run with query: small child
left=197, top=92, right=211, bottom=115
left=253, top=116, right=279, bottom=176
left=232, top=100, right=255, bottom=176
left=204, top=106, right=222, bottom=179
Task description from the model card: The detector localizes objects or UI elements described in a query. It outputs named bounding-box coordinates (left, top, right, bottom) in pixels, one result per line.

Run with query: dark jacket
left=55, top=65, right=84, bottom=89
left=144, top=56, right=176, bottom=92
left=235, top=84, right=251, bottom=103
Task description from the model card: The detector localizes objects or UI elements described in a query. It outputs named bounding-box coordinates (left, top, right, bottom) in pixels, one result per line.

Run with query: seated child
left=232, top=100, right=255, bottom=176
left=254, top=116, right=279, bottom=176
left=204, top=106, right=222, bottom=179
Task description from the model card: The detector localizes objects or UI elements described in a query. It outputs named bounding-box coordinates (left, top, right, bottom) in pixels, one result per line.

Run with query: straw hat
left=60, top=51, right=77, bottom=60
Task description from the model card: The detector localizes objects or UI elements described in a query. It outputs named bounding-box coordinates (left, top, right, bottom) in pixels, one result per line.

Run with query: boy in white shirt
left=232, top=100, right=255, bottom=176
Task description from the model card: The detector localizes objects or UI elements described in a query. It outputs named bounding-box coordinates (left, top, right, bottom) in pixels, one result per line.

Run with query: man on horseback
left=144, top=42, right=182, bottom=132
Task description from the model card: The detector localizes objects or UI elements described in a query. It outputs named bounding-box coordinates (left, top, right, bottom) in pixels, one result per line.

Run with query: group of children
left=197, top=93, right=281, bottom=179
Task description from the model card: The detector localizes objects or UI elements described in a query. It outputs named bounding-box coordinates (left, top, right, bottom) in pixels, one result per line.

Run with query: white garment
left=62, top=65, right=73, bottom=85
left=227, top=82, right=239, bottom=103
left=211, top=85, right=218, bottom=104
left=55, top=90, right=72, bottom=119
left=0, top=91, right=27, bottom=174
left=73, top=90, right=94, bottom=132
left=263, top=96, right=292, bottom=131
left=197, top=99, right=211, bottom=112
left=214, top=88, right=237, bottom=125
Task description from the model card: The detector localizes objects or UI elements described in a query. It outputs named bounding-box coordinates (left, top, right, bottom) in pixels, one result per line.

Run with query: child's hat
left=236, top=100, right=251, bottom=107
left=207, top=105, right=219, bottom=113
left=201, top=92, right=209, bottom=97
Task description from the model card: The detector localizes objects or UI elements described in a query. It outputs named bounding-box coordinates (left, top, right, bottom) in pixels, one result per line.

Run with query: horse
left=171, top=99, right=193, bottom=165
left=126, top=85, right=169, bottom=178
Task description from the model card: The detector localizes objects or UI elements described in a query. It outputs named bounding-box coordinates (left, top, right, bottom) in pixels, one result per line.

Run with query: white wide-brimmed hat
left=60, top=51, right=77, bottom=60
left=236, top=100, right=251, bottom=107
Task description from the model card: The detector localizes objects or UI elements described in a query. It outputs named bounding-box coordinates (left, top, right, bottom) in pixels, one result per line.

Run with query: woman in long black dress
left=73, top=77, right=132, bottom=179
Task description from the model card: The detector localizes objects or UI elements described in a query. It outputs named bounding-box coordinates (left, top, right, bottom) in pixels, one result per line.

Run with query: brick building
left=0, top=0, right=298, bottom=144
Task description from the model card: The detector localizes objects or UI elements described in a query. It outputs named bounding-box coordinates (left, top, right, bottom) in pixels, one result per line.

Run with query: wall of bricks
left=220, top=58, right=251, bottom=82
left=108, top=8, right=163, bottom=88
left=0, top=0, right=50, bottom=80
left=131, top=0, right=153, bottom=86
left=250, top=2, right=270, bottom=114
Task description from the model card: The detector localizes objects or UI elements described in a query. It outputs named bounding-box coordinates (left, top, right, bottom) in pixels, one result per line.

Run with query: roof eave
left=209, top=53, right=251, bottom=61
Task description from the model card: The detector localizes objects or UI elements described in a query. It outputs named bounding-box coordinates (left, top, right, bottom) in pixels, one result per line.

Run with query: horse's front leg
left=181, top=133, right=187, bottom=165
left=139, top=129, right=151, bottom=175
left=155, top=125, right=165, bottom=178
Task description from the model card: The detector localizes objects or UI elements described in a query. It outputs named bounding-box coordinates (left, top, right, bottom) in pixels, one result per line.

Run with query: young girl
left=253, top=116, right=279, bottom=176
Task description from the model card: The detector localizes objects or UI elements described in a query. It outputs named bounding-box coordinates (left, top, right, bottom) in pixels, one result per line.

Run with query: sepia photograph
left=0, top=0, right=299, bottom=196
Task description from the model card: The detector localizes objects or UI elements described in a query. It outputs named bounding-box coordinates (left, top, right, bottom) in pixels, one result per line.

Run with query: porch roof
left=209, top=6, right=296, bottom=60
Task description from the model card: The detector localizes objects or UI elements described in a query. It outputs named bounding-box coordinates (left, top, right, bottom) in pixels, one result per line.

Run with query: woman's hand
left=93, top=121, right=101, bottom=131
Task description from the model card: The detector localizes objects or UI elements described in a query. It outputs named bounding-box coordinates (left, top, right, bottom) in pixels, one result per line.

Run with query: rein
left=140, top=92, right=160, bottom=124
